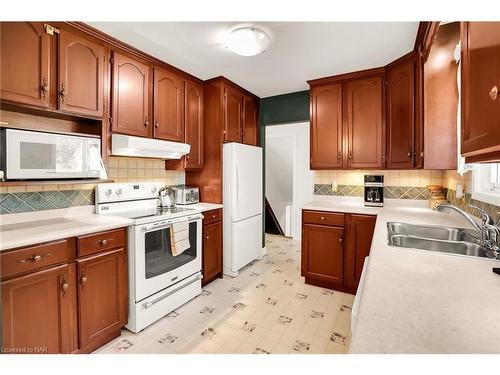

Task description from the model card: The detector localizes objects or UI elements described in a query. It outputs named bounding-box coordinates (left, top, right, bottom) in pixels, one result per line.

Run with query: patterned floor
left=94, top=234, right=353, bottom=354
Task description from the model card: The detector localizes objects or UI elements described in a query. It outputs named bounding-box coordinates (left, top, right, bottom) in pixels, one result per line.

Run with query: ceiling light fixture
left=223, top=26, right=270, bottom=56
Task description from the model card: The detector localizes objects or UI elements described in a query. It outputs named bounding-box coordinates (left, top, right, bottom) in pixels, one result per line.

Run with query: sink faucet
left=436, top=204, right=500, bottom=259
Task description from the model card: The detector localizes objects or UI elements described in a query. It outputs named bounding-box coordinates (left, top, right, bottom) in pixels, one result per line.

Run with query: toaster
left=174, top=186, right=199, bottom=205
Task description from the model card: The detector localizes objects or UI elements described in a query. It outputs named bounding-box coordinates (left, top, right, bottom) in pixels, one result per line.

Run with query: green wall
left=260, top=90, right=310, bottom=246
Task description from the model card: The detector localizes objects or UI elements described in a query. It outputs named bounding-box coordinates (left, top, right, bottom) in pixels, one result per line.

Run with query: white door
left=224, top=143, right=262, bottom=222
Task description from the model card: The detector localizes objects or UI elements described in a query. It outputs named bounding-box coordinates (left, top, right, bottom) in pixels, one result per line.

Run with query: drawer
left=303, top=210, right=344, bottom=227
left=203, top=209, right=222, bottom=225
left=77, top=228, right=126, bottom=257
left=1, top=240, right=71, bottom=279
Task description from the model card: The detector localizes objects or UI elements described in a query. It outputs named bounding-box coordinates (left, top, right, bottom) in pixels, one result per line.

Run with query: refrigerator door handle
left=235, top=162, right=240, bottom=209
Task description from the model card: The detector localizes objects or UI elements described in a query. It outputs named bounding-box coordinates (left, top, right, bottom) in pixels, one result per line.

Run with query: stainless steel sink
left=388, top=234, right=489, bottom=258
left=387, top=222, right=477, bottom=242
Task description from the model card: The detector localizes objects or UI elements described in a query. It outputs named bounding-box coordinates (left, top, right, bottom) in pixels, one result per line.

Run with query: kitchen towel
left=170, top=221, right=190, bottom=256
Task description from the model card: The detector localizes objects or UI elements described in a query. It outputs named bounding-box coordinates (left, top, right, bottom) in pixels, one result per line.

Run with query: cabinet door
left=153, top=68, right=185, bottom=141
left=0, top=22, right=50, bottom=108
left=243, top=95, right=259, bottom=146
left=111, top=51, right=150, bottom=137
left=223, top=85, right=243, bottom=142
left=302, top=224, right=344, bottom=285
left=461, top=22, right=500, bottom=160
left=345, top=76, right=384, bottom=168
left=77, top=248, right=127, bottom=351
left=344, top=214, right=376, bottom=291
left=202, top=220, right=222, bottom=285
left=58, top=29, right=105, bottom=118
left=310, top=83, right=343, bottom=169
left=386, top=57, right=415, bottom=169
left=1, top=264, right=76, bottom=354
left=185, top=80, right=204, bottom=169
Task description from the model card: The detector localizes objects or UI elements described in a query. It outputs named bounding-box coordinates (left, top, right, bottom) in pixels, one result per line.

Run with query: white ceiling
left=88, top=22, right=419, bottom=98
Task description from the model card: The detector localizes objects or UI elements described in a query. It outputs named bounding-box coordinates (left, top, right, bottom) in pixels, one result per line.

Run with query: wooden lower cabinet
left=1, top=227, right=128, bottom=354
left=344, top=214, right=376, bottom=291
left=1, top=263, right=77, bottom=354
left=302, top=223, right=344, bottom=287
left=77, top=247, right=127, bottom=352
left=301, top=210, right=375, bottom=294
left=202, top=209, right=223, bottom=286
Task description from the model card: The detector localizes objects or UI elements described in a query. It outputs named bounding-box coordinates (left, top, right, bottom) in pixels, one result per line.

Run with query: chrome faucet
left=436, top=204, right=500, bottom=259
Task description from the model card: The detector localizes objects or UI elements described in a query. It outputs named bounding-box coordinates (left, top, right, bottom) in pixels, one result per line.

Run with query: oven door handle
left=142, top=273, right=202, bottom=309
left=141, top=214, right=203, bottom=232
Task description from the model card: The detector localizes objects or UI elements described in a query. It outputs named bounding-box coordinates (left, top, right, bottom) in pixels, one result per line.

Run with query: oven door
left=134, top=214, right=202, bottom=302
left=4, top=128, right=101, bottom=179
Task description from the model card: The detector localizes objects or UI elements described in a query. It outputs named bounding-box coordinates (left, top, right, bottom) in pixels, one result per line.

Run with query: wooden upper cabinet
left=184, top=80, right=204, bottom=169
left=345, top=76, right=384, bottom=169
left=243, top=95, right=259, bottom=146
left=1, top=264, right=76, bottom=354
left=223, top=84, right=243, bottom=142
left=111, top=51, right=150, bottom=137
left=310, top=83, right=343, bottom=169
left=153, top=68, right=185, bottom=142
left=76, top=248, right=127, bottom=351
left=344, top=214, right=376, bottom=291
left=58, top=29, right=105, bottom=118
left=386, top=56, right=415, bottom=169
left=461, top=22, right=500, bottom=161
left=0, top=22, right=50, bottom=108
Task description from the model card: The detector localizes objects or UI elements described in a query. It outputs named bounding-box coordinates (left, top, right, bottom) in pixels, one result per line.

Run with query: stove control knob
left=105, top=188, right=112, bottom=197
left=116, top=188, right=123, bottom=196
left=151, top=186, right=157, bottom=195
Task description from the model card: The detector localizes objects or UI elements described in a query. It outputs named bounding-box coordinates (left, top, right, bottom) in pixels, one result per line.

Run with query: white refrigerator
left=223, top=142, right=263, bottom=276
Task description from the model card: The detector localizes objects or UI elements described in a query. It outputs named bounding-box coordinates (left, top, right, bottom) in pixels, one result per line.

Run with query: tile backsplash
left=313, top=170, right=444, bottom=200
left=0, top=156, right=185, bottom=215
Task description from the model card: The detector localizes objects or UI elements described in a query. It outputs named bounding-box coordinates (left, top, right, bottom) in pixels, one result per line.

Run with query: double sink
left=387, top=222, right=490, bottom=258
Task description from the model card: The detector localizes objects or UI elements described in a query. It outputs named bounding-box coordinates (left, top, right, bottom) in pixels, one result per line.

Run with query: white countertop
left=0, top=202, right=223, bottom=252
left=301, top=197, right=500, bottom=353
left=0, top=206, right=134, bottom=252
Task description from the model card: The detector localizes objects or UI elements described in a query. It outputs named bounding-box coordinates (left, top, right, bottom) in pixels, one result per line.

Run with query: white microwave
left=0, top=128, right=102, bottom=180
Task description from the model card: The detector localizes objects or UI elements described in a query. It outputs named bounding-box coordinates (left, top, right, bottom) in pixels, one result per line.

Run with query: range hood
left=111, top=134, right=190, bottom=160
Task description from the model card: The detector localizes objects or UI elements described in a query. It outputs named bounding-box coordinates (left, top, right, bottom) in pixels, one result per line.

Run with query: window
left=472, top=163, right=500, bottom=206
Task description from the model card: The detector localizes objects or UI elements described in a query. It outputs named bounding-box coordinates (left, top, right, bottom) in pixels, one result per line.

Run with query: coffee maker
left=364, top=175, right=384, bottom=207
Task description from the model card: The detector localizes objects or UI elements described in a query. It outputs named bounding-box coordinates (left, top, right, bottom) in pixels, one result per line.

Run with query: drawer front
left=303, top=210, right=344, bottom=226
left=1, top=240, right=71, bottom=279
left=203, top=209, right=222, bottom=225
left=77, top=228, right=126, bottom=257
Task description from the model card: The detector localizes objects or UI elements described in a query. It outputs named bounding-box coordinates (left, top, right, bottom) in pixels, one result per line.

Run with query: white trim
left=472, top=165, right=500, bottom=206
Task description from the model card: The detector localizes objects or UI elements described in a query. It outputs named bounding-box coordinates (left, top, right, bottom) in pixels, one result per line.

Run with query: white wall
left=265, top=122, right=313, bottom=240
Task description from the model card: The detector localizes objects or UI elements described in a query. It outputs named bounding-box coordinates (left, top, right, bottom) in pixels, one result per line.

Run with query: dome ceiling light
left=223, top=25, right=270, bottom=56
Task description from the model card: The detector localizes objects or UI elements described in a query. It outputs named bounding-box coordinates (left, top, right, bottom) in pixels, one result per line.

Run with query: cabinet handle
left=18, top=253, right=51, bottom=264
left=408, top=151, right=412, bottom=158
left=81, top=276, right=88, bottom=285
left=338, top=152, right=342, bottom=160
left=61, top=279, right=69, bottom=297
left=40, top=77, right=48, bottom=99
left=349, top=151, right=353, bottom=160
left=212, top=215, right=216, bottom=219
left=490, top=85, right=498, bottom=101
left=186, top=155, right=190, bottom=160
left=60, top=82, right=66, bottom=103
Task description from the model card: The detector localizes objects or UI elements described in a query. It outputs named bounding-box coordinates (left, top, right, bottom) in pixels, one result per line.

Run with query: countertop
left=0, top=206, right=134, bottom=252
left=0, top=202, right=223, bottom=252
left=301, top=197, right=500, bottom=353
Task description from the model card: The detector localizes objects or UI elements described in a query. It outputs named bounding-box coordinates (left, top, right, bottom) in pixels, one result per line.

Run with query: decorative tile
left=330, top=332, right=348, bottom=345
left=311, top=311, right=325, bottom=319
left=314, top=184, right=430, bottom=200
left=233, top=302, right=246, bottom=310
left=255, top=283, right=267, bottom=289
left=253, top=347, right=270, bottom=354
left=340, top=304, right=352, bottom=312
left=241, top=321, right=256, bottom=333
left=266, top=297, right=278, bottom=306
left=112, top=339, right=134, bottom=352
left=201, top=327, right=216, bottom=338
left=201, top=289, right=212, bottom=296
left=166, top=311, right=179, bottom=318
left=277, top=315, right=293, bottom=325
left=291, top=340, right=311, bottom=352
left=283, top=279, right=294, bottom=286
left=200, top=306, right=215, bottom=314
left=296, top=293, right=308, bottom=300
left=228, top=287, right=240, bottom=293
left=158, top=334, right=178, bottom=344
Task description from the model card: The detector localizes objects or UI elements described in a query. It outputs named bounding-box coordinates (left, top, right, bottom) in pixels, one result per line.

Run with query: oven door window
left=144, top=221, right=198, bottom=279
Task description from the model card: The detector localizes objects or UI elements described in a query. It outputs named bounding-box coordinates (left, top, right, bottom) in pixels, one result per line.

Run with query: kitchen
left=0, top=1, right=499, bottom=372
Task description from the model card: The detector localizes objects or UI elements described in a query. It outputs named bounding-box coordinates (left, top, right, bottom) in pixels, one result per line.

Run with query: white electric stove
left=95, top=182, right=203, bottom=333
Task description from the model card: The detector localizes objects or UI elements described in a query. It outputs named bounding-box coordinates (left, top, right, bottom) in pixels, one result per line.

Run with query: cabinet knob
left=320, top=216, right=325, bottom=220
left=81, top=276, right=88, bottom=285
left=61, top=282, right=69, bottom=291
left=490, top=85, right=498, bottom=101
left=60, top=82, right=66, bottom=103
left=339, top=237, right=343, bottom=243
left=349, top=151, right=353, bottom=160
left=40, top=77, right=48, bottom=99
left=33, top=254, right=42, bottom=262
left=205, top=236, right=210, bottom=240
left=338, top=152, right=342, bottom=160
left=144, top=120, right=149, bottom=127
left=100, top=239, right=108, bottom=246
left=155, top=122, right=159, bottom=128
